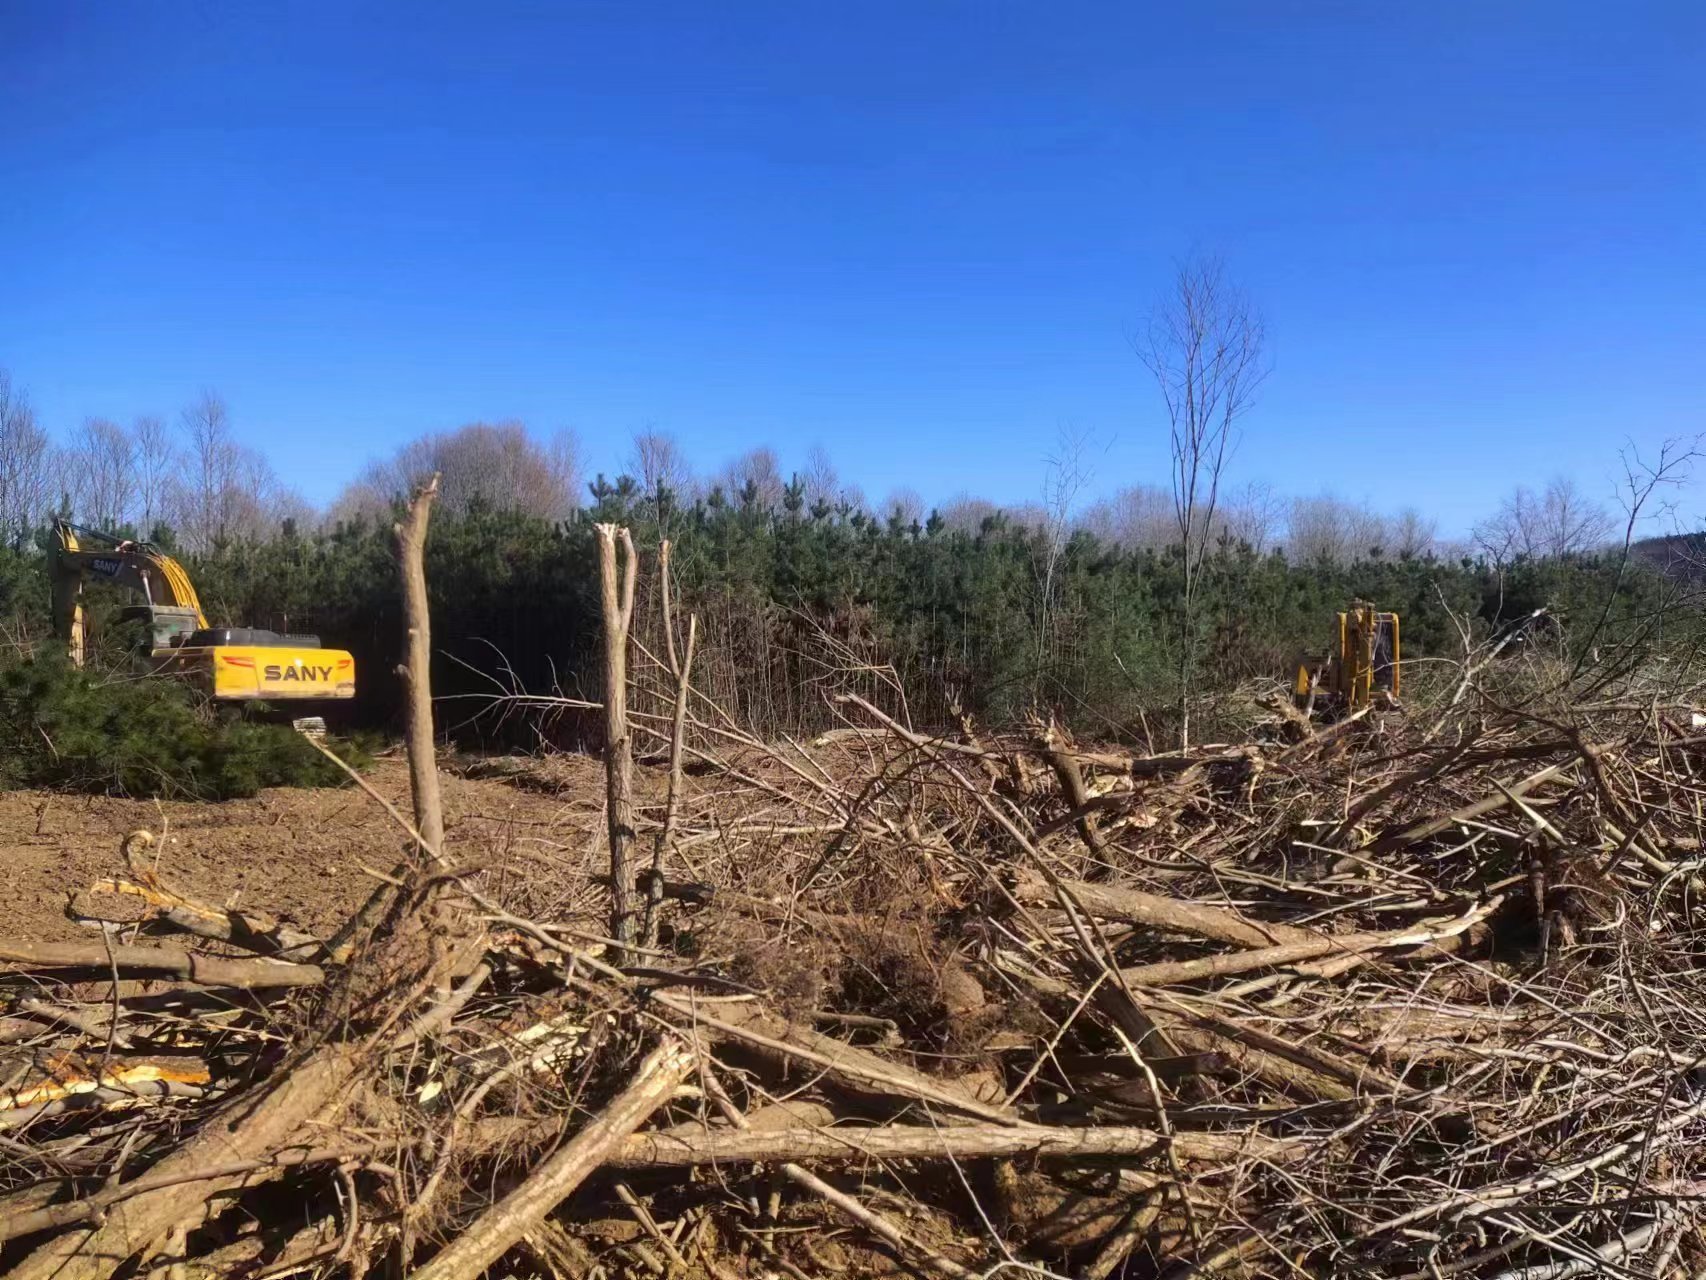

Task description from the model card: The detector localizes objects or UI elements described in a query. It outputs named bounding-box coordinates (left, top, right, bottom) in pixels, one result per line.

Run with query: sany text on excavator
left=1293, top=600, right=1399, bottom=716
left=50, top=521, right=356, bottom=703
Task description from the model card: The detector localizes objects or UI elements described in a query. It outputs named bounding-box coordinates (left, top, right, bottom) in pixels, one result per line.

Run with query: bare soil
left=0, top=753, right=615, bottom=946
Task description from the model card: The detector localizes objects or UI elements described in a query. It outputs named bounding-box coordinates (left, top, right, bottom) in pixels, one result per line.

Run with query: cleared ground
left=0, top=753, right=612, bottom=946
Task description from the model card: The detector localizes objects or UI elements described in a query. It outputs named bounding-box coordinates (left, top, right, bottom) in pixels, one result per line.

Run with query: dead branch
left=1013, top=872, right=1315, bottom=949
left=410, top=1039, right=694, bottom=1280
left=0, top=939, right=323, bottom=988
left=610, top=1118, right=1297, bottom=1167
left=643, top=537, right=697, bottom=949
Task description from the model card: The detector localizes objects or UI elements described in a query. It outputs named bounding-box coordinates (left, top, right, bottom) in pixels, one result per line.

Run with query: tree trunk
left=597, top=524, right=638, bottom=950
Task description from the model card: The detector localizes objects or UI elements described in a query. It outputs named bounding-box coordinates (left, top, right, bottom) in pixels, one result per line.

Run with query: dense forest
left=0, top=488, right=1678, bottom=748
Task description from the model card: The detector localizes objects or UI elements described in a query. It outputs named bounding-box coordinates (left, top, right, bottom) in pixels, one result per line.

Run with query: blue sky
left=3, top=2, right=1702, bottom=532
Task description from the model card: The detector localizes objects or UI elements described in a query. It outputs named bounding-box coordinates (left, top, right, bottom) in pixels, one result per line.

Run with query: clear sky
left=3, top=2, right=1702, bottom=532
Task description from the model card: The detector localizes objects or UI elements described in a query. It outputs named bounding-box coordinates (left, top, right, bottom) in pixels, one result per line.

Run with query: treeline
left=0, top=367, right=1683, bottom=745
left=0, top=369, right=1629, bottom=569
left=0, top=484, right=1673, bottom=747
left=0, top=373, right=583, bottom=550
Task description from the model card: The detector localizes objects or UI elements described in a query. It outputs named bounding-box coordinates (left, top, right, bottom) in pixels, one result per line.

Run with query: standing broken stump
left=597, top=522, right=639, bottom=951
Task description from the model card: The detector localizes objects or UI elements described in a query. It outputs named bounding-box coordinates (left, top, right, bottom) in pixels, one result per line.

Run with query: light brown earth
left=0, top=753, right=618, bottom=946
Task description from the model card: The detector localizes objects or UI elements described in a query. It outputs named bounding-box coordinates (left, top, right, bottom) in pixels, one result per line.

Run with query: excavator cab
left=116, top=604, right=201, bottom=653
left=51, top=522, right=356, bottom=703
left=1293, top=601, right=1400, bottom=716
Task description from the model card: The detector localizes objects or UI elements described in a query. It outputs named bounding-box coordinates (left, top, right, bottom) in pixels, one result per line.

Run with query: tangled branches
left=5, top=520, right=1706, bottom=1279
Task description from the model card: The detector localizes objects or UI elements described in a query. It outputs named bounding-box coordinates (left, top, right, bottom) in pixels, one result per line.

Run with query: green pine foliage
left=0, top=651, right=367, bottom=799
left=0, top=481, right=1685, bottom=763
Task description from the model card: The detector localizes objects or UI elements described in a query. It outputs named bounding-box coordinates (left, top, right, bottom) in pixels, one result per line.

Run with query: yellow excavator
left=1293, top=600, right=1399, bottom=715
left=50, top=521, right=356, bottom=703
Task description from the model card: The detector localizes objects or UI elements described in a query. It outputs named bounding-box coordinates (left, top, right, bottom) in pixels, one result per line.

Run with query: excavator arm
left=48, top=521, right=354, bottom=702
left=51, top=522, right=209, bottom=667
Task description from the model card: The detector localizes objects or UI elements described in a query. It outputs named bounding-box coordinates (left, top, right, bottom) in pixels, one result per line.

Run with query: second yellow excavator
left=50, top=521, right=356, bottom=703
left=1293, top=600, right=1399, bottom=715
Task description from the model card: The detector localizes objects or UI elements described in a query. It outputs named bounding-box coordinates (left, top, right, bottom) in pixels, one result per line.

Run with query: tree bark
left=396, top=473, right=445, bottom=862
left=1012, top=873, right=1314, bottom=949
left=0, top=939, right=323, bottom=988
left=609, top=1119, right=1295, bottom=1167
left=1035, top=718, right=1108, bottom=860
left=1115, top=901, right=1497, bottom=988
left=410, top=1040, right=693, bottom=1280
left=597, top=523, right=638, bottom=949
left=643, top=539, right=696, bottom=948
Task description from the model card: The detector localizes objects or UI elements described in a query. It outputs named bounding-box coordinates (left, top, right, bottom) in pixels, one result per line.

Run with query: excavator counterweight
left=50, top=521, right=356, bottom=703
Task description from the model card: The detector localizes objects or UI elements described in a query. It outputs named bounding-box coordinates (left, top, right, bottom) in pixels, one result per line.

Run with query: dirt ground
left=0, top=752, right=619, bottom=946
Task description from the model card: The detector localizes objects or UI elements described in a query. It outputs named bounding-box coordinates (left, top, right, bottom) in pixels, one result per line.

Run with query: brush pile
left=4, top=510, right=1706, bottom=1279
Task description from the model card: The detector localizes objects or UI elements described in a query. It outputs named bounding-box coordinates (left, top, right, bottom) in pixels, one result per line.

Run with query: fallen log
left=14, top=995, right=134, bottom=1049
left=1013, top=873, right=1315, bottom=948
left=1035, top=719, right=1110, bottom=858
left=1115, top=897, right=1501, bottom=988
left=1367, top=756, right=1585, bottom=853
left=410, top=1039, right=695, bottom=1280
left=73, top=874, right=327, bottom=962
left=0, top=1056, right=209, bottom=1111
left=609, top=1119, right=1297, bottom=1167
left=6, top=1047, right=361, bottom=1279
left=0, top=939, right=324, bottom=989
left=655, top=995, right=1019, bottom=1125
left=0, top=1143, right=372, bottom=1244
left=1158, top=1022, right=1356, bottom=1104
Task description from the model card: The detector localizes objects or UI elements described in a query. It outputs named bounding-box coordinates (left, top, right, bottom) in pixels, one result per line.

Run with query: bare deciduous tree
left=324, top=480, right=393, bottom=528
left=547, top=430, right=582, bottom=512
left=230, top=446, right=284, bottom=536
left=1285, top=494, right=1386, bottom=567
left=619, top=429, right=685, bottom=524
left=1034, top=428, right=1092, bottom=694
left=629, top=430, right=691, bottom=500
left=1473, top=476, right=1614, bottom=564
left=1571, top=437, right=1701, bottom=678
left=1388, top=506, right=1438, bottom=560
left=178, top=391, right=241, bottom=549
left=132, top=415, right=175, bottom=535
left=351, top=422, right=580, bottom=522
left=937, top=493, right=1002, bottom=533
left=626, top=429, right=687, bottom=533
left=437, top=423, right=576, bottom=519
left=1077, top=484, right=1175, bottom=550
left=0, top=370, right=52, bottom=547
left=167, top=393, right=311, bottom=545
left=719, top=447, right=785, bottom=511
left=802, top=445, right=839, bottom=510
left=70, top=417, right=137, bottom=529
left=882, top=487, right=925, bottom=528
left=1003, top=501, right=1050, bottom=534
left=1137, top=257, right=1267, bottom=746
left=1224, top=480, right=1285, bottom=555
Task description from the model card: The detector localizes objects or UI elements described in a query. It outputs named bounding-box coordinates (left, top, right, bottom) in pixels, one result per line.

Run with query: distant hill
left=1632, top=533, right=1706, bottom=583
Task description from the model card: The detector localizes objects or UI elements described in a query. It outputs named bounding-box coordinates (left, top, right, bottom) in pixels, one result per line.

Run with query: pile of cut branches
left=4, top=506, right=1706, bottom=1279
